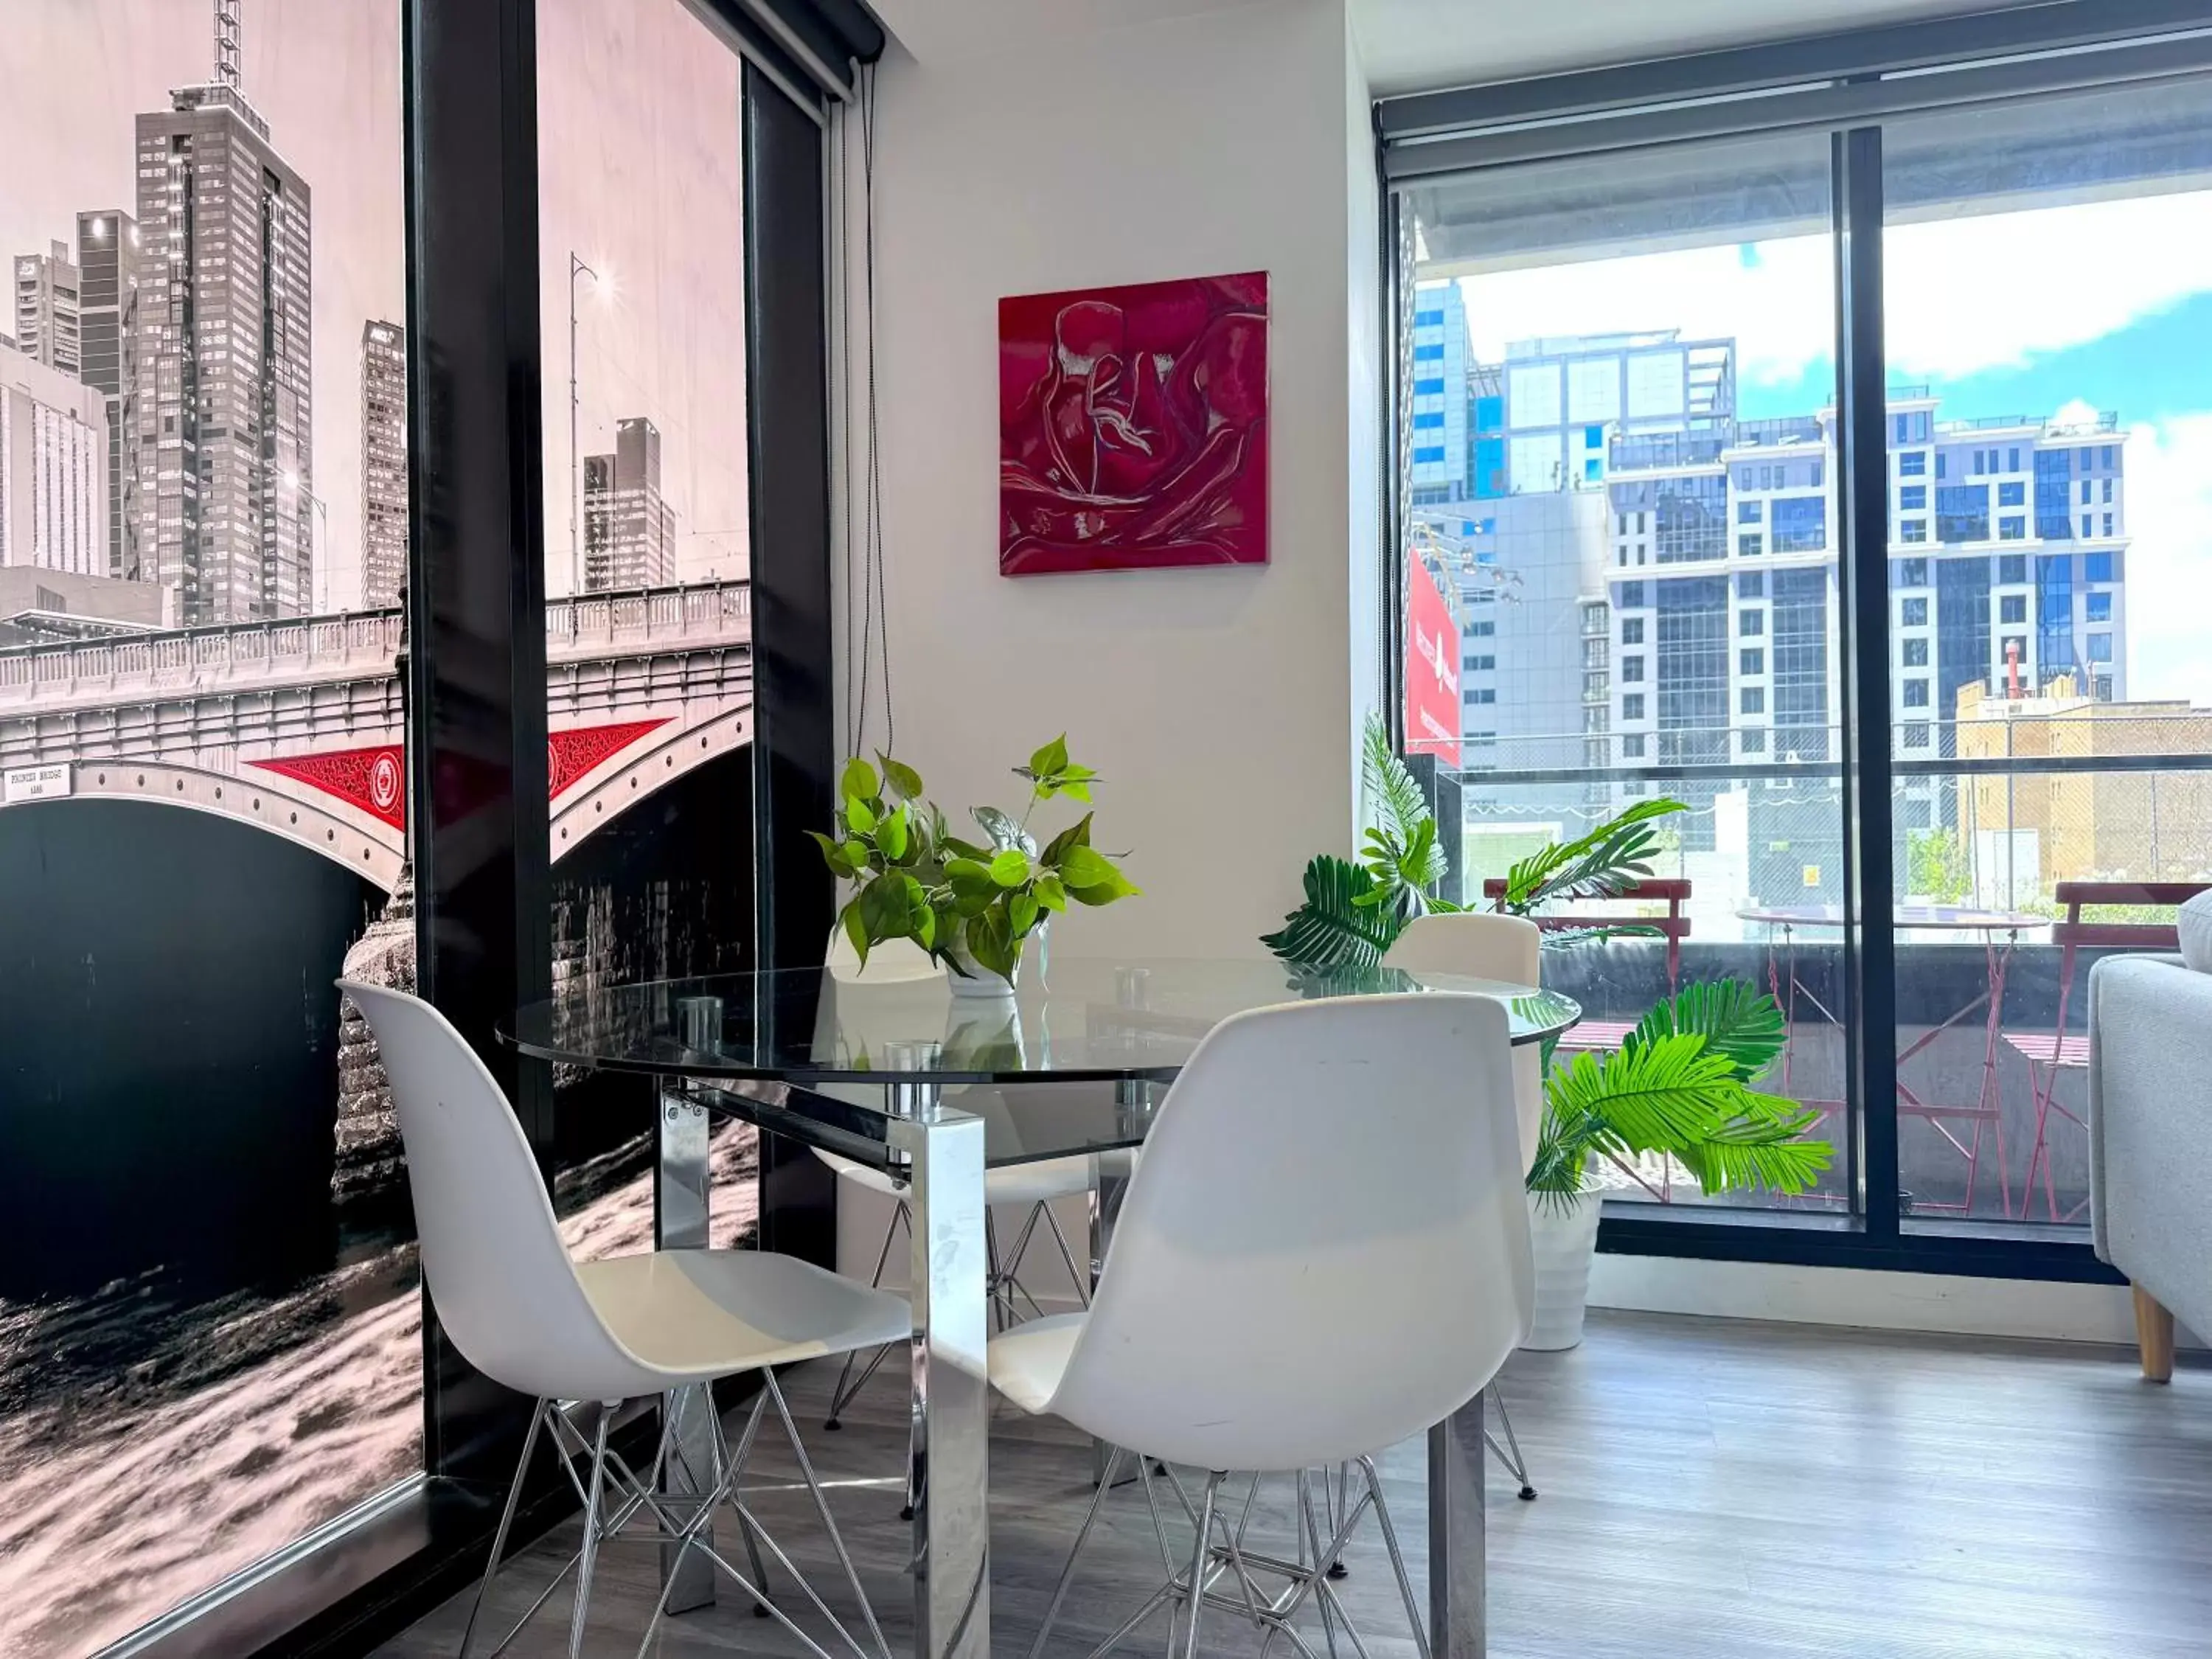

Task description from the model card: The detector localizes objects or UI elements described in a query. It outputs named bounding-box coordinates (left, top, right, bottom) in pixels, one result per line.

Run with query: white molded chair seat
left=341, top=978, right=905, bottom=1659
left=575, top=1250, right=908, bottom=1387
left=987, top=993, right=1531, bottom=1659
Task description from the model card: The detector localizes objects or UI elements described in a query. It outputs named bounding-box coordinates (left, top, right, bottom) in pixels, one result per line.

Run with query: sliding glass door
left=1880, top=80, right=2212, bottom=1231
left=1388, top=24, right=2212, bottom=1269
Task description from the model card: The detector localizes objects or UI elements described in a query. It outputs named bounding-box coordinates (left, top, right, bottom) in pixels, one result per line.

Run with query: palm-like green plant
left=1261, top=717, right=1460, bottom=973
left=1526, top=978, right=1832, bottom=1209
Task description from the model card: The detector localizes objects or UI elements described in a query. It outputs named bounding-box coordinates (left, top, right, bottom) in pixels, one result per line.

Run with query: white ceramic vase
left=1521, top=1189, right=1603, bottom=1352
left=942, top=928, right=1019, bottom=998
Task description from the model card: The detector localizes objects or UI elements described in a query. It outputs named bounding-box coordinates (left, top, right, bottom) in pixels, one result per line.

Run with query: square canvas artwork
left=999, top=271, right=1269, bottom=575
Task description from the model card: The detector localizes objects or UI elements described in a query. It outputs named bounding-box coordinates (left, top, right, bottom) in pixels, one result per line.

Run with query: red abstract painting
left=1000, top=271, right=1268, bottom=575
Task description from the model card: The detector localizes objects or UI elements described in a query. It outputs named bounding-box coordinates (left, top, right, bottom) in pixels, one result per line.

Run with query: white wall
left=841, top=0, right=1377, bottom=960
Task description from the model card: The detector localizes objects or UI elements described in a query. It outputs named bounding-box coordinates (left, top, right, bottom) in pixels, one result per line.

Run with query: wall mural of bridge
left=0, top=580, right=754, bottom=893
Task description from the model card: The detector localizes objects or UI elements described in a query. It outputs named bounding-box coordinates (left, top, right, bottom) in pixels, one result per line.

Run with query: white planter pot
left=942, top=931, right=1019, bottom=998
left=1521, top=1189, right=1603, bottom=1352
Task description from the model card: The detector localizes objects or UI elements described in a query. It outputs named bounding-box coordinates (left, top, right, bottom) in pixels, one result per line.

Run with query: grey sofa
left=2090, top=952, right=2212, bottom=1380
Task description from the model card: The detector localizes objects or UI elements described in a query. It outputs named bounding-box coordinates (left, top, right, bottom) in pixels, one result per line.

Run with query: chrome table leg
left=1090, top=1078, right=1140, bottom=1485
left=657, top=1085, right=716, bottom=1613
left=1427, top=1392, right=1486, bottom=1658
left=886, top=1065, right=990, bottom=1659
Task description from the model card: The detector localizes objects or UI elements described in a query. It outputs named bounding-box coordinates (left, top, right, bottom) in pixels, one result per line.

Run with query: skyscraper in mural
left=0, top=341, right=108, bottom=576
left=128, top=4, right=313, bottom=623
left=12, top=241, right=83, bottom=378
left=359, top=319, right=406, bottom=608
left=582, top=416, right=675, bottom=591
left=74, top=211, right=140, bottom=580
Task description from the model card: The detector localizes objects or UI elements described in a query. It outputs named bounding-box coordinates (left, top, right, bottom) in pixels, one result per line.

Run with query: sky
left=1, top=0, right=747, bottom=608
left=1449, top=190, right=2212, bottom=703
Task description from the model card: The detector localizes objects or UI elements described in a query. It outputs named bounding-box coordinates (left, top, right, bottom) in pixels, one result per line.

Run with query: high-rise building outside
left=360, top=320, right=406, bottom=608
left=1408, top=280, right=1470, bottom=502
left=129, top=25, right=313, bottom=624
left=1431, top=324, right=2134, bottom=869
left=13, top=240, right=83, bottom=378
left=75, top=211, right=141, bottom=580
left=0, top=341, right=109, bottom=577
left=582, top=416, right=675, bottom=591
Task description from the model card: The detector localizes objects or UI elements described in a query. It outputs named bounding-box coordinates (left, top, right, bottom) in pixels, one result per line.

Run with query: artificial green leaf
left=1028, top=734, right=1070, bottom=780
left=841, top=897, right=870, bottom=968
left=1497, top=796, right=1684, bottom=916
left=880, top=754, right=925, bottom=801
left=1626, top=979, right=1786, bottom=1083
left=964, top=905, right=1020, bottom=981
left=876, top=802, right=911, bottom=862
left=899, top=872, right=934, bottom=940
left=859, top=871, right=913, bottom=942
left=1008, top=893, right=1040, bottom=937
left=1054, top=778, right=1093, bottom=803
left=1034, top=874, right=1067, bottom=912
left=807, top=830, right=853, bottom=879
left=844, top=793, right=877, bottom=835
left=940, top=833, right=991, bottom=862
left=1041, top=813, right=1094, bottom=866
left=1068, top=867, right=1138, bottom=905
left=989, top=847, right=1031, bottom=887
left=945, top=858, right=998, bottom=917
left=1259, top=855, right=1400, bottom=973
left=1056, top=844, right=1116, bottom=889
left=1537, top=1028, right=1834, bottom=1203
left=840, top=757, right=879, bottom=803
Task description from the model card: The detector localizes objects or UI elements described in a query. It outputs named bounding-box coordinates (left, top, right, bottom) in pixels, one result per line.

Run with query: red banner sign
left=248, top=718, right=672, bottom=831
left=1404, top=551, right=1461, bottom=768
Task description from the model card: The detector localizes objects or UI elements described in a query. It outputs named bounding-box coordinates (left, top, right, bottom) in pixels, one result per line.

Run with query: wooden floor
left=376, top=1311, right=2212, bottom=1658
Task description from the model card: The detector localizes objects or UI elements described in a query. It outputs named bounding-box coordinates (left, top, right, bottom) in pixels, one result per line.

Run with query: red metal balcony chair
left=1481, top=877, right=1690, bottom=1054
left=2004, top=880, right=2210, bottom=1222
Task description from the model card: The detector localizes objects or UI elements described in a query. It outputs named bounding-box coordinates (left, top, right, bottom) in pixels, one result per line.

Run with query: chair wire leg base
left=460, top=1385, right=890, bottom=1659
left=1484, top=1384, right=1537, bottom=1500
left=826, top=1200, right=908, bottom=1430
left=1035, top=1459, right=1424, bottom=1659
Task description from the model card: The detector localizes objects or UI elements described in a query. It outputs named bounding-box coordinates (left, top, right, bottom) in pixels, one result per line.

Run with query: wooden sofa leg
left=2133, top=1285, right=2176, bottom=1383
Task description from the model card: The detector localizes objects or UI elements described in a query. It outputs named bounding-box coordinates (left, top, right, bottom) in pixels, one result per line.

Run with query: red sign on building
left=1404, top=551, right=1461, bottom=768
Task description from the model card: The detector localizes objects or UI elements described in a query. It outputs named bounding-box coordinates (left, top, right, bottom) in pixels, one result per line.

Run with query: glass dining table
left=504, top=953, right=1580, bottom=1659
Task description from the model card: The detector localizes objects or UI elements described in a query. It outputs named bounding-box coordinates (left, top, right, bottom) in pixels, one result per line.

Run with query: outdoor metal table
left=1737, top=904, right=2048, bottom=1214
left=504, top=953, right=1582, bottom=1659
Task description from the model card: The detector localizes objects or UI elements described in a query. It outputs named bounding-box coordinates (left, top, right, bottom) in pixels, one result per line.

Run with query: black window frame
left=1377, top=0, right=2212, bottom=1286
left=109, top=1, right=877, bottom=1653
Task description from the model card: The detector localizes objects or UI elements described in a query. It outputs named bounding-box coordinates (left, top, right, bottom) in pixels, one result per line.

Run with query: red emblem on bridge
left=248, top=719, right=672, bottom=830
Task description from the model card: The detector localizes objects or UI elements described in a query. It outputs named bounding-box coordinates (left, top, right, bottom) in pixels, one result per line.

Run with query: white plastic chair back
left=341, top=981, right=658, bottom=1401
left=1048, top=994, right=1532, bottom=1472
left=1385, top=911, right=1546, bottom=1175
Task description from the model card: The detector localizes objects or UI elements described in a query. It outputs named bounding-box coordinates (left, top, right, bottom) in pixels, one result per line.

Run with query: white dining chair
left=987, top=993, right=1534, bottom=1659
left=812, top=933, right=1097, bottom=1435
left=1384, top=909, right=1546, bottom=1499
left=341, top=980, right=906, bottom=1659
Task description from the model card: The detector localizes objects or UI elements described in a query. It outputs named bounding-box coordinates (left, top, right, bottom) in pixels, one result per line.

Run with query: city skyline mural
left=0, top=3, right=762, bottom=1652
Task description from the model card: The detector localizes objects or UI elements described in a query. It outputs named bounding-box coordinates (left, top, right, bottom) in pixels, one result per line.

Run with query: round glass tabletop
left=504, top=954, right=1582, bottom=1086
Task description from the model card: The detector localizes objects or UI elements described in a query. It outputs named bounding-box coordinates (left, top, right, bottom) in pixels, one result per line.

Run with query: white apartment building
left=0, top=341, right=109, bottom=577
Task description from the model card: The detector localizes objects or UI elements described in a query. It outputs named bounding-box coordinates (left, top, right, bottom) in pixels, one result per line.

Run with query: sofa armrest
left=2089, top=954, right=2212, bottom=1333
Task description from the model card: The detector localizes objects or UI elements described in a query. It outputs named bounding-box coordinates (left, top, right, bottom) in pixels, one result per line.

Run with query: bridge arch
left=0, top=757, right=406, bottom=891
left=552, top=703, right=753, bottom=860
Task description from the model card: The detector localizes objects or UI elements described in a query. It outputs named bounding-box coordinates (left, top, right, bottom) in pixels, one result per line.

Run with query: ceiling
left=868, top=0, right=2053, bottom=91
left=1350, top=0, right=2050, bottom=97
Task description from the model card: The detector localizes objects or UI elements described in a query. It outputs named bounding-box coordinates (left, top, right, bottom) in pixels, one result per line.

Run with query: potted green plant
left=1520, top=981, right=1829, bottom=1347
left=1265, top=723, right=1834, bottom=1346
left=812, top=736, right=1139, bottom=995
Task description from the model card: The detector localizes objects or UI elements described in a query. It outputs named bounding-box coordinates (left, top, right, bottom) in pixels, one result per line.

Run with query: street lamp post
left=569, top=254, right=602, bottom=597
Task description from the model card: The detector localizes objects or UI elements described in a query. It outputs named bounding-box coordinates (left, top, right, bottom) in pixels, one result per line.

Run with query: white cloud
left=2118, top=417, right=2212, bottom=705
left=1455, top=192, right=2212, bottom=392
